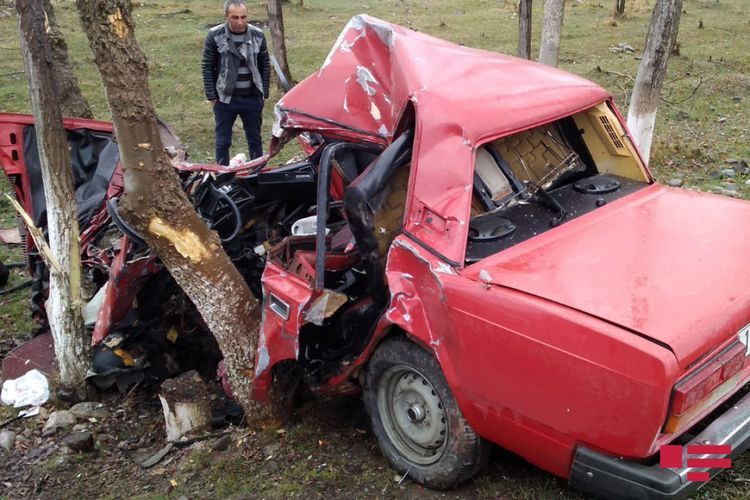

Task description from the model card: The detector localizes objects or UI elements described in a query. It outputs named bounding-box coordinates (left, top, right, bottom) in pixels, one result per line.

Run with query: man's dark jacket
left=202, top=23, right=271, bottom=104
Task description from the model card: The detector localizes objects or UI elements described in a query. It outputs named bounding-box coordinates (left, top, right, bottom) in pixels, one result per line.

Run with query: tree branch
left=660, top=71, right=720, bottom=104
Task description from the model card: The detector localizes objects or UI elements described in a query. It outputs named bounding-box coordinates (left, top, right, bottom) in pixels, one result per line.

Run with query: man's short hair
left=224, top=0, right=247, bottom=14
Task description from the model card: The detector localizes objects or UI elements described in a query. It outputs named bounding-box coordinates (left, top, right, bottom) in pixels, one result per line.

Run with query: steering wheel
left=106, top=197, right=146, bottom=246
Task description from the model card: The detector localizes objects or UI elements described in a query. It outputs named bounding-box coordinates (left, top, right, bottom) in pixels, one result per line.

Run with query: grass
left=1, top=0, right=749, bottom=497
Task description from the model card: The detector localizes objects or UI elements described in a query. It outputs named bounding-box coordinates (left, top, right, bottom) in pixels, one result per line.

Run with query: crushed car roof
left=274, top=14, right=610, bottom=144
left=274, top=15, right=613, bottom=264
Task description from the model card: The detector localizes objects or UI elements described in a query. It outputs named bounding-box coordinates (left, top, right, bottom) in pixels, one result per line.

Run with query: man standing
left=202, top=0, right=270, bottom=164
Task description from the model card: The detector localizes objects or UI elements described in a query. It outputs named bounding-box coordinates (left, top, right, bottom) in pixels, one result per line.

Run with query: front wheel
left=363, top=337, right=491, bottom=489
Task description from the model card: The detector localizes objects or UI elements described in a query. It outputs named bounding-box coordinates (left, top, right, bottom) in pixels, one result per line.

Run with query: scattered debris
left=608, top=42, right=635, bottom=54
left=1, top=369, right=50, bottom=408
left=130, top=443, right=174, bottom=468
left=1, top=333, right=56, bottom=381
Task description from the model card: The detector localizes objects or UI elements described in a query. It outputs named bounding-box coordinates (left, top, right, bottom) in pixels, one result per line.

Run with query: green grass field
left=1, top=0, right=749, bottom=497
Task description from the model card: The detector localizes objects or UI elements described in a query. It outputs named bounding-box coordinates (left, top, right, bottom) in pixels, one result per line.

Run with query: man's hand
left=209, top=99, right=218, bottom=106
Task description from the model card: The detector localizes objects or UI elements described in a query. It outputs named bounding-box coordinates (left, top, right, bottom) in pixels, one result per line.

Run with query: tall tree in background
left=627, top=0, right=682, bottom=163
left=267, top=0, right=293, bottom=90
left=43, top=0, right=93, bottom=119
left=76, top=0, right=262, bottom=414
left=538, top=0, right=564, bottom=67
left=16, top=0, right=90, bottom=386
left=614, top=0, right=626, bottom=19
left=517, top=0, right=532, bottom=59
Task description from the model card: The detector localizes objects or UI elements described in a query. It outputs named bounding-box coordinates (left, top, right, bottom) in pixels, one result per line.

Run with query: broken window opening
left=466, top=108, right=650, bottom=263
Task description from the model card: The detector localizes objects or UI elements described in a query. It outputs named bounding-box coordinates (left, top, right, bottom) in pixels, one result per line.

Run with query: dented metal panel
left=251, top=262, right=314, bottom=401
left=91, top=237, right=160, bottom=346
left=273, top=15, right=610, bottom=263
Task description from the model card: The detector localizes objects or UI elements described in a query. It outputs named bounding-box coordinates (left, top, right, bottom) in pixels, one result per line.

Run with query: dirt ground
left=2, top=368, right=750, bottom=499
left=0, top=379, right=583, bottom=500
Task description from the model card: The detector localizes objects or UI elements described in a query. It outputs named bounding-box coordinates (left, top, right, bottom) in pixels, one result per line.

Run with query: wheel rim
left=377, top=365, right=448, bottom=465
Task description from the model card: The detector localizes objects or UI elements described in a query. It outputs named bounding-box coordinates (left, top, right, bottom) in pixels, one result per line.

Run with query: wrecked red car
left=250, top=15, right=750, bottom=499
left=3, top=14, right=750, bottom=499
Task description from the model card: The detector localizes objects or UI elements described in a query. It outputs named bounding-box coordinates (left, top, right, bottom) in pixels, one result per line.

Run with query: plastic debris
left=1, top=369, right=50, bottom=408
left=229, top=153, right=247, bottom=168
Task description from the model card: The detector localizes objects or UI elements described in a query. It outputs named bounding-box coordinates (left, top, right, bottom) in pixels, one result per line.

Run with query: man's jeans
left=213, top=95, right=264, bottom=165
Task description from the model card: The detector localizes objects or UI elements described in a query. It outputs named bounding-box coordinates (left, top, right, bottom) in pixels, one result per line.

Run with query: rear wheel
left=363, top=337, right=490, bottom=489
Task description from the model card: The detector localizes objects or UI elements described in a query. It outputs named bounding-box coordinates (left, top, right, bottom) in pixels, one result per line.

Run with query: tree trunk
left=76, top=0, right=262, bottom=415
left=627, top=0, right=682, bottom=163
left=517, top=0, right=533, bottom=59
left=43, top=0, right=93, bottom=119
left=267, top=0, right=293, bottom=90
left=538, top=0, right=565, bottom=67
left=614, top=0, right=626, bottom=18
left=16, top=0, right=90, bottom=386
left=159, top=371, right=211, bottom=442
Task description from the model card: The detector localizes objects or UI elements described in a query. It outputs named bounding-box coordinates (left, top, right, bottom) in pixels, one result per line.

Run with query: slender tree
left=627, top=0, right=682, bottom=163
left=42, top=0, right=93, bottom=119
left=76, top=0, right=262, bottom=414
left=267, top=0, right=293, bottom=89
left=518, top=0, right=532, bottom=59
left=614, top=0, right=626, bottom=19
left=538, top=0, right=565, bottom=67
left=16, top=0, right=90, bottom=386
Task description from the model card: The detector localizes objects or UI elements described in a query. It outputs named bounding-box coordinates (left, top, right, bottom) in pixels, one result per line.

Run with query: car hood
left=463, top=184, right=750, bottom=369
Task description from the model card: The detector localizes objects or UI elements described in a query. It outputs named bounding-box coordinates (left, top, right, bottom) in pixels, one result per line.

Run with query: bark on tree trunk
left=16, top=0, right=90, bottom=386
left=43, top=0, right=93, bottom=119
left=614, top=0, right=626, bottom=18
left=517, top=0, right=533, bottom=59
left=76, top=0, right=262, bottom=415
left=159, top=371, right=211, bottom=442
left=267, top=0, right=293, bottom=89
left=627, top=0, right=682, bottom=163
left=538, top=0, right=565, bottom=67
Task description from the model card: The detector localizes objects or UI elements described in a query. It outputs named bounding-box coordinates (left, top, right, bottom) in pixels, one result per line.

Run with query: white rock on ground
left=0, top=430, right=16, bottom=450
left=69, top=402, right=110, bottom=420
left=43, top=410, right=77, bottom=433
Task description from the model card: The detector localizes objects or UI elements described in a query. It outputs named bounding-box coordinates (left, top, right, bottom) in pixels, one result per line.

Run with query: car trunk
left=464, top=183, right=750, bottom=369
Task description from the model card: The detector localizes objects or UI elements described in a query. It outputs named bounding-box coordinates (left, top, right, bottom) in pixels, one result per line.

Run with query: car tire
left=363, top=337, right=491, bottom=489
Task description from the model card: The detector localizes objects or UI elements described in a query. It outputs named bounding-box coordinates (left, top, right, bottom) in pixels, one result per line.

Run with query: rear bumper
left=569, top=388, right=750, bottom=500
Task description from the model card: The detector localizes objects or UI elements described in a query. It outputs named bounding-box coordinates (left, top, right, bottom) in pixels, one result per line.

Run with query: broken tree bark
left=76, top=0, right=261, bottom=415
left=267, top=0, right=293, bottom=89
left=517, top=0, right=532, bottom=59
left=16, top=0, right=90, bottom=386
left=627, top=0, right=682, bottom=163
left=43, top=0, right=93, bottom=119
left=538, top=0, right=565, bottom=67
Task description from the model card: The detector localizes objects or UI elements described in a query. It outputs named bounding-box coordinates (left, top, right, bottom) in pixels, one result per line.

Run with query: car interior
left=466, top=102, right=652, bottom=263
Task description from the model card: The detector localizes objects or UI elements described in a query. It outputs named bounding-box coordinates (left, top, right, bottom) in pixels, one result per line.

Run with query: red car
left=251, top=15, right=750, bottom=499
left=3, top=15, right=750, bottom=499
